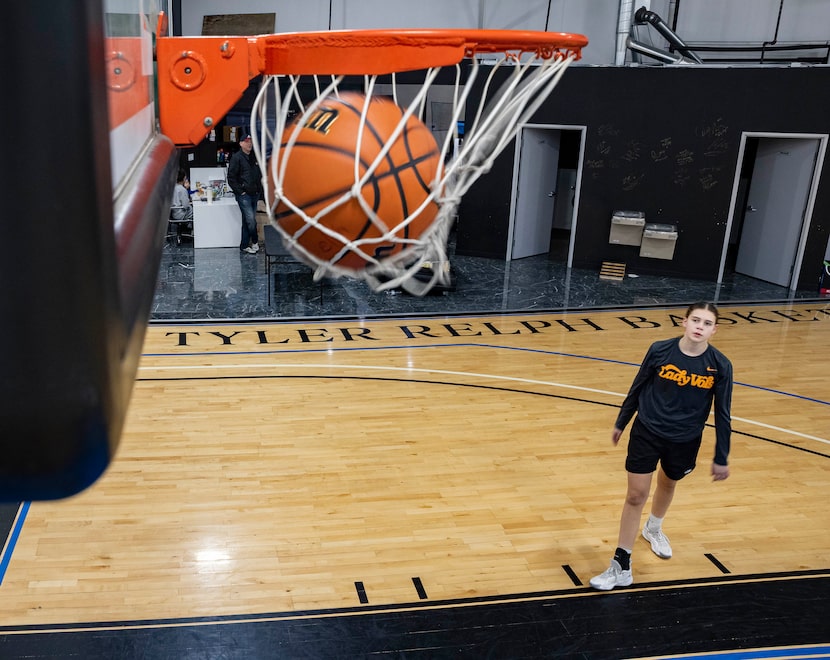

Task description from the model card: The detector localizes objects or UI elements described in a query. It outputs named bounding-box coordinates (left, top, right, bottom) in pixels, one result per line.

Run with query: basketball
left=270, top=92, right=441, bottom=272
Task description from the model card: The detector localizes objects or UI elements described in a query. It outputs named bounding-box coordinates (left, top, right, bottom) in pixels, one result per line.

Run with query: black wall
left=456, top=66, right=830, bottom=290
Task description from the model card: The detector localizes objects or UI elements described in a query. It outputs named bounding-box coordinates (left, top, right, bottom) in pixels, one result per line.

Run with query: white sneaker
left=243, top=246, right=256, bottom=254
left=589, top=559, right=633, bottom=591
left=251, top=243, right=260, bottom=253
left=643, top=525, right=672, bottom=558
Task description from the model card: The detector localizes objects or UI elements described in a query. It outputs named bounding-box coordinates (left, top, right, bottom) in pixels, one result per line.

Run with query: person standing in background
left=227, top=134, right=263, bottom=255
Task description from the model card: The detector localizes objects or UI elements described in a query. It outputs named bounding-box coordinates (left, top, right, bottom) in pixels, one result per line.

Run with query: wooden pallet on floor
left=599, top=261, right=626, bottom=281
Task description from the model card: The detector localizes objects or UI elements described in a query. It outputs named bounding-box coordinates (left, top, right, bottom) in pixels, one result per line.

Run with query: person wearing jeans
left=227, top=134, right=262, bottom=254
left=236, top=190, right=259, bottom=254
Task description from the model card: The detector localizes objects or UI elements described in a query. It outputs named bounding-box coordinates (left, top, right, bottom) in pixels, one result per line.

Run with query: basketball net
left=251, top=44, right=578, bottom=295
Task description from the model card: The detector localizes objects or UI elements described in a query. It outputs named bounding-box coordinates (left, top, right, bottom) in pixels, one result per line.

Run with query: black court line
left=4, top=569, right=826, bottom=634
left=135, top=373, right=830, bottom=460
left=354, top=581, right=368, bottom=604
left=0, top=575, right=827, bottom=660
left=144, top=333, right=830, bottom=409
left=706, top=552, right=732, bottom=574
left=412, top=576, right=428, bottom=599
left=562, top=564, right=583, bottom=586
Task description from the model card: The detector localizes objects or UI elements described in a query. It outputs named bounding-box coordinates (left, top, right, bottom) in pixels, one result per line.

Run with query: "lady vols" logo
left=658, top=364, right=714, bottom=389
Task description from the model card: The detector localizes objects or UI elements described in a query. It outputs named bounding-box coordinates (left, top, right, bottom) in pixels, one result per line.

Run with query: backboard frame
left=1, top=0, right=177, bottom=501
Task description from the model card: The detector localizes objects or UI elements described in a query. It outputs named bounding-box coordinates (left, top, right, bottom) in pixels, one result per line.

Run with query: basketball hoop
left=156, top=23, right=587, bottom=294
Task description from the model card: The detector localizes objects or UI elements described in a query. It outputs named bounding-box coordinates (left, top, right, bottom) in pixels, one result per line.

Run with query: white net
left=251, top=49, right=575, bottom=295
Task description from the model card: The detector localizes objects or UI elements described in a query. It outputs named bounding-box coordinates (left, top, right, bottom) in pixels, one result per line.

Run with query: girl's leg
left=618, top=470, right=653, bottom=550
left=650, top=466, right=678, bottom=519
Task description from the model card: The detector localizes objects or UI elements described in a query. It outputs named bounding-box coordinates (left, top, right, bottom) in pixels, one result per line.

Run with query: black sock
left=614, top=547, right=631, bottom=571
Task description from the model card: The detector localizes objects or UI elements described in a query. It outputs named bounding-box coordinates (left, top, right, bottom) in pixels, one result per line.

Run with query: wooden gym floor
left=0, top=302, right=828, bottom=658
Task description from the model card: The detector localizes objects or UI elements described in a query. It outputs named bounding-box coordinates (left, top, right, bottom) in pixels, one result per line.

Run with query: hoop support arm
left=155, top=15, right=587, bottom=146
left=156, top=13, right=265, bottom=146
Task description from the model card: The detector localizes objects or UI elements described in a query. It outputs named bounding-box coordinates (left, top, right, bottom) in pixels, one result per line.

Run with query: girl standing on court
left=590, top=301, right=733, bottom=591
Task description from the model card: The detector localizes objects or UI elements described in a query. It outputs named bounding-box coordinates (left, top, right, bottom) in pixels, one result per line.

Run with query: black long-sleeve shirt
left=615, top=337, right=733, bottom=465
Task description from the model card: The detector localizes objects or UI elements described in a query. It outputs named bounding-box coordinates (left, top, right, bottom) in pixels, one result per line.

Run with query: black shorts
left=625, top=416, right=702, bottom=481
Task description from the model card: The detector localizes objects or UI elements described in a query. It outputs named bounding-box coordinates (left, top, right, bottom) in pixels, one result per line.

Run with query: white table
left=192, top=197, right=241, bottom=248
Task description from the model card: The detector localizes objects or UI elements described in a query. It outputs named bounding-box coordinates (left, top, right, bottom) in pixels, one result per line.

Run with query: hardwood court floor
left=0, top=302, right=828, bottom=657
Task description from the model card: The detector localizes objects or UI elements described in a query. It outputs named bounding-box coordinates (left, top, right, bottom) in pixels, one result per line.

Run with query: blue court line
left=653, top=644, right=830, bottom=659
left=0, top=501, right=30, bottom=585
left=141, top=342, right=830, bottom=407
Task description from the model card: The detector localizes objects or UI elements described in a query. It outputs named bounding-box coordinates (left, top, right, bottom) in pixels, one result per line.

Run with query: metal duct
left=626, top=36, right=694, bottom=64
left=634, top=6, right=703, bottom=63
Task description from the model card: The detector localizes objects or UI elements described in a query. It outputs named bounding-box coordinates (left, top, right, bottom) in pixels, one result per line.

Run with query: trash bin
left=820, top=260, right=830, bottom=296
left=639, top=223, right=678, bottom=260
left=609, top=210, right=646, bottom=246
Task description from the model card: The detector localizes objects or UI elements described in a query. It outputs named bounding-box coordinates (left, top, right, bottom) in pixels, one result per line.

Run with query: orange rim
left=258, top=28, right=588, bottom=75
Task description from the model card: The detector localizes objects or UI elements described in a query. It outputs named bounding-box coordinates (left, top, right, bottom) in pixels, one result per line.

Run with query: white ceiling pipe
left=616, top=0, right=651, bottom=66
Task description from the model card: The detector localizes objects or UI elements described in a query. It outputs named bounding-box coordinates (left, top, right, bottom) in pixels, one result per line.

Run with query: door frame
left=719, top=131, right=828, bottom=289
left=507, top=124, right=587, bottom=266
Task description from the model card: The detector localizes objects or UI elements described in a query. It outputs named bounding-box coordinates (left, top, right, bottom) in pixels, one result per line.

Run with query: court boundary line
left=140, top=342, right=830, bottom=408
left=636, top=643, right=830, bottom=660
left=137, top=352, right=830, bottom=447
left=0, top=502, right=29, bottom=586
left=0, top=570, right=827, bottom=635
left=146, top=299, right=830, bottom=328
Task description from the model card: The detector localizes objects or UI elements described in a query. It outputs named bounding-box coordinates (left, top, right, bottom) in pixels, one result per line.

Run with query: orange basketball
left=270, top=92, right=441, bottom=272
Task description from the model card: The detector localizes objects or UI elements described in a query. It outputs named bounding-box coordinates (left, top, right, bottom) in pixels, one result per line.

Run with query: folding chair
left=167, top=206, right=193, bottom=245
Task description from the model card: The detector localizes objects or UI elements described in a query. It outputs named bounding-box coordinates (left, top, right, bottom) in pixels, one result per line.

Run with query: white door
left=511, top=128, right=560, bottom=260
left=735, top=138, right=819, bottom=287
